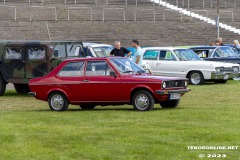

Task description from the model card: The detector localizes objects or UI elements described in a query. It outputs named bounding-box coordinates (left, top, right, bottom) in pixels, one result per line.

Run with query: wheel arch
left=47, top=89, right=70, bottom=102
left=130, top=86, right=155, bottom=104
left=186, top=70, right=205, bottom=79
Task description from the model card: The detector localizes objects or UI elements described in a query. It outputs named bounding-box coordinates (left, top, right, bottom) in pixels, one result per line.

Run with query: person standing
left=218, top=37, right=224, bottom=46
left=233, top=40, right=240, bottom=55
left=131, top=40, right=143, bottom=66
left=110, top=41, right=132, bottom=57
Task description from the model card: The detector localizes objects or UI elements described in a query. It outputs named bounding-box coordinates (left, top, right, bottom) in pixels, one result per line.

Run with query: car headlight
left=184, top=81, right=188, bottom=87
left=233, top=67, right=239, bottom=72
left=162, top=81, right=167, bottom=89
left=215, top=68, right=221, bottom=73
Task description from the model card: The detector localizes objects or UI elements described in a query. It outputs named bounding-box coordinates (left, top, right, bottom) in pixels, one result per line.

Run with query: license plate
left=170, top=93, right=181, bottom=100
left=224, top=74, right=229, bottom=80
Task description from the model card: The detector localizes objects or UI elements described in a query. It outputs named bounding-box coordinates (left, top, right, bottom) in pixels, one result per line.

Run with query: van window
left=53, top=44, right=66, bottom=58
left=28, top=47, right=45, bottom=60
left=5, top=47, right=22, bottom=59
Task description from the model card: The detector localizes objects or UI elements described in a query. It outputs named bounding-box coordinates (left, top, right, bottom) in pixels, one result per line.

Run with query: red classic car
left=28, top=57, right=190, bottom=111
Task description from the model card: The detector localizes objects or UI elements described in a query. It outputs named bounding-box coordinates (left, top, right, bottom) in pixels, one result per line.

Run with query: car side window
left=58, top=62, right=85, bottom=77
left=143, top=50, right=158, bottom=60
left=86, top=61, right=112, bottom=76
left=5, top=47, right=22, bottom=59
left=195, top=50, right=208, bottom=58
left=159, top=51, right=176, bottom=61
left=28, top=47, right=46, bottom=60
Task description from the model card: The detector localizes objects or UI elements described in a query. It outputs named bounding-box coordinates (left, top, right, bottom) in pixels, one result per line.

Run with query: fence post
left=182, top=0, right=184, bottom=7
left=54, top=7, right=57, bottom=21
left=163, top=12, right=165, bottom=22
left=176, top=0, right=178, bottom=7
left=136, top=0, right=137, bottom=7
left=67, top=7, right=69, bottom=21
left=134, top=9, right=136, bottom=22
left=29, top=0, right=31, bottom=5
left=203, top=0, right=204, bottom=8
left=14, top=6, right=16, bottom=21
left=65, top=0, right=66, bottom=5
left=153, top=10, right=155, bottom=23
left=123, top=9, right=125, bottom=22
left=30, top=6, right=32, bottom=21
left=232, top=11, right=234, bottom=22
left=188, top=0, right=189, bottom=8
left=225, top=2, right=227, bottom=9
left=75, top=0, right=76, bottom=5
left=235, top=0, right=237, bottom=9
left=125, top=0, right=127, bottom=6
left=103, top=8, right=105, bottom=22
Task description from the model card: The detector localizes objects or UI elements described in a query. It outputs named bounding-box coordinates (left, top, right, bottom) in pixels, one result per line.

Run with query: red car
left=29, top=57, right=190, bottom=111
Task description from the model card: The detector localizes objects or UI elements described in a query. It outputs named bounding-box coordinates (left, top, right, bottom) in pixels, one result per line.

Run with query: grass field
left=0, top=81, right=240, bottom=160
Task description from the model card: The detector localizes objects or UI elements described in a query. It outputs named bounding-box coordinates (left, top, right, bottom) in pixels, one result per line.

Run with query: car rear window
left=58, top=61, right=85, bottom=77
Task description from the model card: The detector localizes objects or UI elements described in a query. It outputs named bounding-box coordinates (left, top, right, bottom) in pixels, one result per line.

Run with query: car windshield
left=174, top=49, right=201, bottom=61
left=110, top=58, right=146, bottom=74
left=219, top=47, right=238, bottom=57
left=92, top=46, right=114, bottom=57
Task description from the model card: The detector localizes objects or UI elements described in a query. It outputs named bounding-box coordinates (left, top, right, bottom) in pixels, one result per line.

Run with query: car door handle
left=82, top=79, right=89, bottom=82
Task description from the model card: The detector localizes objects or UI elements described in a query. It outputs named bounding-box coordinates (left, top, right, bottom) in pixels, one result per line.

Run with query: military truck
left=0, top=41, right=85, bottom=96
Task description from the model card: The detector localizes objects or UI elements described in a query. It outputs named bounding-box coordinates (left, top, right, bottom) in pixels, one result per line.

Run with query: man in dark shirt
left=110, top=41, right=132, bottom=57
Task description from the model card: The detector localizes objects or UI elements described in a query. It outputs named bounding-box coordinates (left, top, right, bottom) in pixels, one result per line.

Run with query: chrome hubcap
left=191, top=73, right=201, bottom=84
left=135, top=94, right=149, bottom=110
left=51, top=94, right=64, bottom=110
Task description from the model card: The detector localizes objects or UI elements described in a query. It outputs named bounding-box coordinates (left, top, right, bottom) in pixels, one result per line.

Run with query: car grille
left=166, top=80, right=185, bottom=88
left=220, top=68, right=233, bottom=73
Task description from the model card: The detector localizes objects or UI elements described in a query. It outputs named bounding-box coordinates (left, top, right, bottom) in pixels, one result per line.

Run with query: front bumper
left=211, top=71, right=240, bottom=80
left=28, top=92, right=36, bottom=97
left=155, top=89, right=190, bottom=95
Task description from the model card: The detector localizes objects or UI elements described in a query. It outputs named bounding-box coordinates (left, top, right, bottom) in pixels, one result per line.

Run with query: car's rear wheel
left=14, top=84, right=30, bottom=94
left=48, top=92, right=69, bottom=111
left=80, top=104, right=96, bottom=110
left=0, top=75, right=6, bottom=96
left=132, top=90, right=155, bottom=111
left=159, top=100, right=180, bottom=108
left=189, top=71, right=204, bottom=85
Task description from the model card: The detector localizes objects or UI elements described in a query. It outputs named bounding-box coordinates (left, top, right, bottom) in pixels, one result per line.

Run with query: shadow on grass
left=3, top=91, right=29, bottom=97
left=31, top=106, right=184, bottom=112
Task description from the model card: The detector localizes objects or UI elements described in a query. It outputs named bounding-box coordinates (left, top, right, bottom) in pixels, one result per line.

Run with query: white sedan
left=142, top=47, right=240, bottom=85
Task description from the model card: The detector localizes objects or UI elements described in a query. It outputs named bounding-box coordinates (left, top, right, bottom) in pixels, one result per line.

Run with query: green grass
left=0, top=81, right=240, bottom=160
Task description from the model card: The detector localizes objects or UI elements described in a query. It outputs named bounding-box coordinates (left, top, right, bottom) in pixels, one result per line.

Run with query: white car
left=142, top=47, right=240, bottom=85
left=83, top=43, right=113, bottom=57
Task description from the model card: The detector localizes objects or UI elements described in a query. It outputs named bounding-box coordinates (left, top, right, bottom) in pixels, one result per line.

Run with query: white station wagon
left=142, top=47, right=240, bottom=85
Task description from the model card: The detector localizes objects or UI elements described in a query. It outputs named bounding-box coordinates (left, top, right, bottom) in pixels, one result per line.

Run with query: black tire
left=189, top=71, right=204, bottom=85
left=132, top=90, right=155, bottom=111
left=0, top=75, right=6, bottom=96
left=14, top=84, right=30, bottom=94
left=48, top=92, right=69, bottom=111
left=159, top=100, right=180, bottom=108
left=214, top=80, right=228, bottom=84
left=80, top=104, right=96, bottom=110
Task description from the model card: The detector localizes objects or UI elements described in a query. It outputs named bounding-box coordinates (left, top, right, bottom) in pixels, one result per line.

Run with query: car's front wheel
left=189, top=71, right=204, bottom=85
left=80, top=104, right=96, bottom=110
left=48, top=92, right=69, bottom=111
left=159, top=100, right=180, bottom=108
left=14, top=84, right=30, bottom=94
left=0, top=75, right=6, bottom=96
left=132, top=90, right=155, bottom=111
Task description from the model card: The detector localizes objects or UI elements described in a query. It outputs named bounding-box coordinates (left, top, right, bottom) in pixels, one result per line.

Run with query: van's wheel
left=14, top=84, right=30, bottom=94
left=48, top=92, right=69, bottom=111
left=132, top=90, right=155, bottom=111
left=189, top=71, right=204, bottom=85
left=159, top=100, right=180, bottom=108
left=80, top=104, right=96, bottom=110
left=0, top=75, right=6, bottom=96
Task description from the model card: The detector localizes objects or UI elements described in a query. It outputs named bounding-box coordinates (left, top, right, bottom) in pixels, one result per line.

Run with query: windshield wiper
left=122, top=70, right=134, bottom=73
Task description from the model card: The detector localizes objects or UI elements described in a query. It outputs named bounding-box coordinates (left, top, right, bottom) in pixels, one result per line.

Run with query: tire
left=160, top=100, right=180, bottom=108
left=48, top=92, right=69, bottom=111
left=214, top=80, right=228, bottom=84
left=80, top=104, right=96, bottom=110
left=14, top=84, right=30, bottom=94
left=0, top=75, right=6, bottom=96
left=189, top=71, right=204, bottom=85
left=132, top=90, right=155, bottom=111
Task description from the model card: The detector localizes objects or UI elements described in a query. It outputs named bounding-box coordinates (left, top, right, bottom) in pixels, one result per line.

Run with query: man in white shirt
left=130, top=40, right=143, bottom=66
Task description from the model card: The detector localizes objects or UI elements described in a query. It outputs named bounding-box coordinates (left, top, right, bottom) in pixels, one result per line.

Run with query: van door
left=25, top=46, right=48, bottom=78
left=3, top=46, right=25, bottom=79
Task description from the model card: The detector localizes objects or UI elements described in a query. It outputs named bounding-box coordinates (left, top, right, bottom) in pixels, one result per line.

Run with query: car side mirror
left=110, top=71, right=117, bottom=77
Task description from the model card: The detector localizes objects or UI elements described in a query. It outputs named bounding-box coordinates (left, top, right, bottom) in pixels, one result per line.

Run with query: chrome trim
left=155, top=89, right=190, bottom=95
left=28, top=92, right=36, bottom=96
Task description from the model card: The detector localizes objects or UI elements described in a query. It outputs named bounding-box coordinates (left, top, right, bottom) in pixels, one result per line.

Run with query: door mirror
left=110, top=71, right=117, bottom=77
